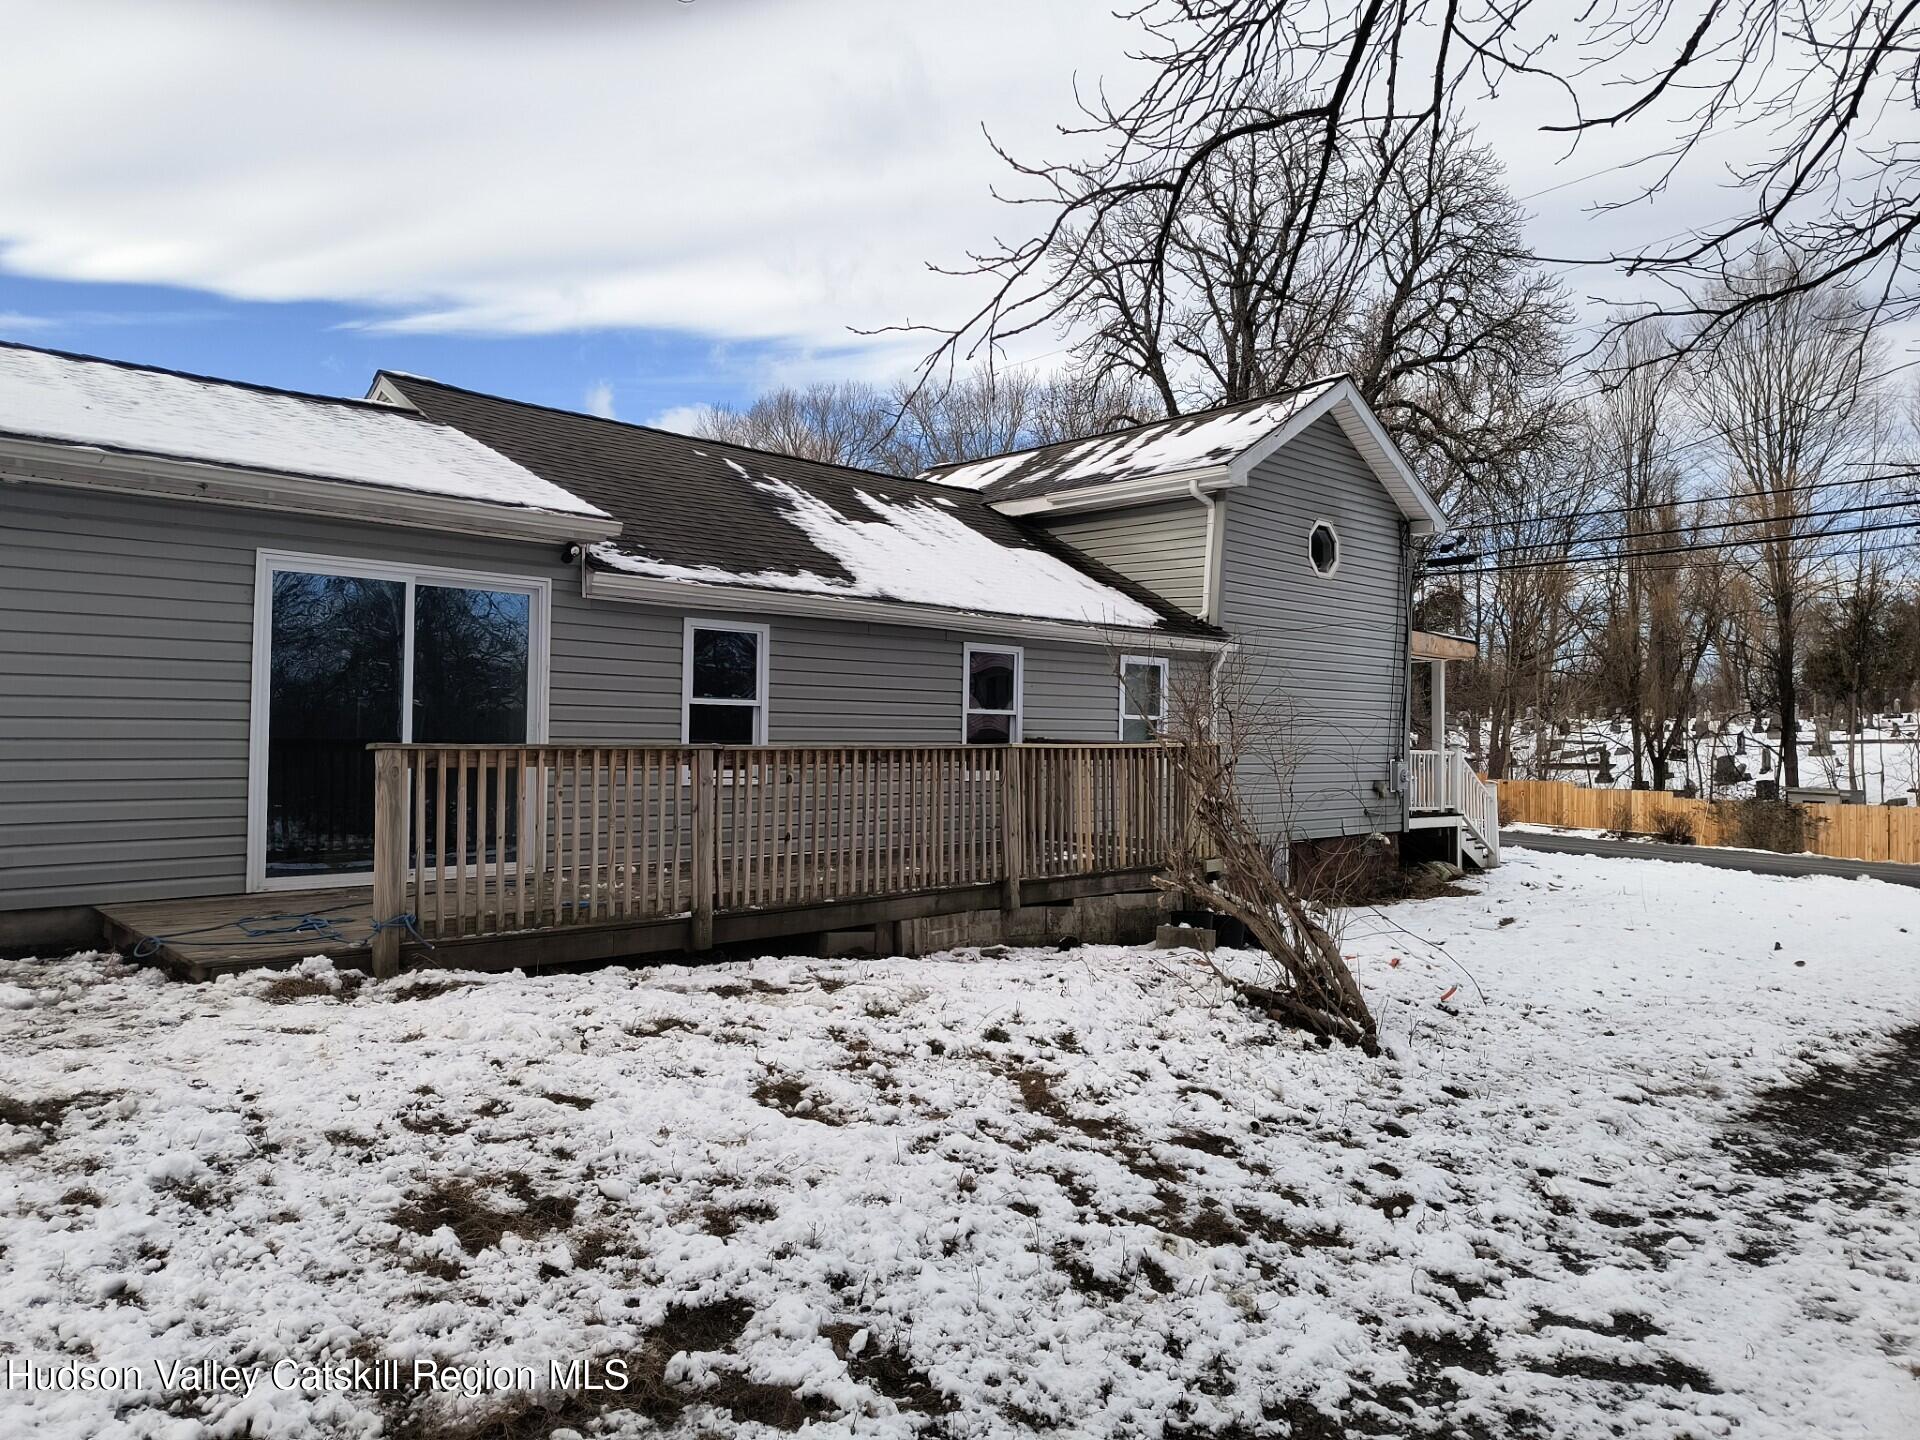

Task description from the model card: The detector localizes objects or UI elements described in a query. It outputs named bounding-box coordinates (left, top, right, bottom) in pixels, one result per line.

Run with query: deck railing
left=369, top=742, right=1188, bottom=974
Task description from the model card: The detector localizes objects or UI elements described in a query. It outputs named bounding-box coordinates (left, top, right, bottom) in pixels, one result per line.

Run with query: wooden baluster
left=587, top=748, right=602, bottom=923
left=410, top=748, right=427, bottom=937
left=371, top=748, right=408, bottom=979
left=690, top=747, right=716, bottom=948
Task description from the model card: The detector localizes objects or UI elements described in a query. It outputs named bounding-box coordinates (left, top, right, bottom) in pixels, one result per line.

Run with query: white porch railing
left=1408, top=749, right=1500, bottom=865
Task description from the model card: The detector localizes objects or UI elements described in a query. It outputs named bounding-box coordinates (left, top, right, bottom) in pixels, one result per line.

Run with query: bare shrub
left=1158, top=656, right=1378, bottom=1052
left=1651, top=814, right=1697, bottom=846
left=1712, top=798, right=1822, bottom=855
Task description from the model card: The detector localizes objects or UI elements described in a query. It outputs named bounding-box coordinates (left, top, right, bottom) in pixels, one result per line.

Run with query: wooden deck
left=95, top=867, right=1168, bottom=980
left=94, top=743, right=1193, bottom=980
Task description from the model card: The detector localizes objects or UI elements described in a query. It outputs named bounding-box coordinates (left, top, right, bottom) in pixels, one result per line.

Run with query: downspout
left=1189, top=476, right=1220, bottom=623
left=1397, top=519, right=1414, bottom=835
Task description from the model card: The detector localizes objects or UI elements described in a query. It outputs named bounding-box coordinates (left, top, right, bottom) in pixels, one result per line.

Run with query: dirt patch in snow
left=1723, top=1020, right=1920, bottom=1210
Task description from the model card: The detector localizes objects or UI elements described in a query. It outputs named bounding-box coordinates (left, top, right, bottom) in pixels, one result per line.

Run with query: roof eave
left=582, top=567, right=1229, bottom=652
left=989, top=463, right=1236, bottom=517
left=0, top=435, right=623, bottom=545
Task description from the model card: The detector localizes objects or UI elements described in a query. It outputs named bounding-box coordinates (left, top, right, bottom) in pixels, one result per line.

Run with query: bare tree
left=693, top=364, right=1156, bottom=474
left=1586, top=329, right=1728, bottom=789
left=692, top=382, right=895, bottom=470
left=1451, top=457, right=1586, bottom=778
left=1043, top=106, right=1567, bottom=507
left=1691, top=261, right=1886, bottom=786
left=899, top=0, right=1920, bottom=386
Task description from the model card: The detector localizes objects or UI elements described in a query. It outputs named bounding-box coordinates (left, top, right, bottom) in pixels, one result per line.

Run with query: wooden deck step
left=96, top=887, right=376, bottom=977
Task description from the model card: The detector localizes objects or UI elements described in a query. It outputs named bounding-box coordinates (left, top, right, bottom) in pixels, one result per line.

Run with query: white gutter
left=0, top=437, right=623, bottom=546
left=992, top=464, right=1232, bottom=517
left=583, top=567, right=1230, bottom=654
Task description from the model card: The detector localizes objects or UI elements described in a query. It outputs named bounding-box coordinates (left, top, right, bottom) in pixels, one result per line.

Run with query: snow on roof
left=594, top=472, right=1166, bottom=630
left=928, top=379, right=1340, bottom=499
left=0, top=343, right=607, bottom=518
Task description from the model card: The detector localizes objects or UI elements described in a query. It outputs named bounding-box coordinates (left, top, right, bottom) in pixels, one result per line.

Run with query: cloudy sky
left=0, top=0, right=1815, bottom=424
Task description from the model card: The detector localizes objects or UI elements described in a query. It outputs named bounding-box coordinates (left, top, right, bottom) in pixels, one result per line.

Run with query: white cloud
left=583, top=379, right=616, bottom=419
left=0, top=312, right=52, bottom=333
left=647, top=404, right=709, bottom=436
left=0, top=0, right=1844, bottom=375
left=0, top=0, right=1140, bottom=368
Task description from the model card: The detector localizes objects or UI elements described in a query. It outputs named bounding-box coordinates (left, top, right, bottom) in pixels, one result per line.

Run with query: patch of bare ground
left=380, top=977, right=481, bottom=1004
left=752, top=1070, right=844, bottom=1124
left=259, top=973, right=352, bottom=1004
left=376, top=1290, right=842, bottom=1435
left=1722, top=1020, right=1920, bottom=1214
left=822, top=1321, right=959, bottom=1415
left=623, top=1014, right=695, bottom=1038
left=392, top=1174, right=577, bottom=1254
left=702, top=1198, right=778, bottom=1238
left=1007, top=1065, right=1117, bottom=1140
left=0, top=1088, right=119, bottom=1132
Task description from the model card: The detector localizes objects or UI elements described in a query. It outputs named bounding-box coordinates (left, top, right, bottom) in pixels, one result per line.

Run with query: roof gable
left=929, top=380, right=1340, bottom=500
left=928, top=377, right=1445, bottom=535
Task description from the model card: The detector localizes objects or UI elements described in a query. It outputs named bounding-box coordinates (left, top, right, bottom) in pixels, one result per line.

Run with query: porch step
left=1459, top=828, right=1494, bottom=872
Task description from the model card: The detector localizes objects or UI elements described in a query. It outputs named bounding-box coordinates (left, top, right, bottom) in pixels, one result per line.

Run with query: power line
left=1427, top=517, right=1920, bottom=575
left=1439, top=469, right=1920, bottom=535
left=1441, top=492, right=1920, bottom=559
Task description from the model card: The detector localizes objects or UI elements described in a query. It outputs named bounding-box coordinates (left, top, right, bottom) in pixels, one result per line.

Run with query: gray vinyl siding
left=1039, top=500, right=1209, bottom=615
left=1, top=482, right=1151, bottom=912
left=1218, top=414, right=1409, bottom=840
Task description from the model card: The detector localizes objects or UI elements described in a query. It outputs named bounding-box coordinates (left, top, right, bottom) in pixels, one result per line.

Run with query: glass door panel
left=412, top=585, right=533, bottom=870
left=265, top=571, right=405, bottom=878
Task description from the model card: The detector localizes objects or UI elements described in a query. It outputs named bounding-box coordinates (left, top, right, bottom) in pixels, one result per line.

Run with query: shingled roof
left=378, top=374, right=1222, bottom=638
left=927, top=380, right=1341, bottom=503
left=0, top=341, right=607, bottom=521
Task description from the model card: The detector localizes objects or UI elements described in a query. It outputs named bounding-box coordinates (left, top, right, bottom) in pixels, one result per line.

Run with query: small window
left=683, top=619, right=767, bottom=744
left=963, top=644, right=1022, bottom=744
left=1119, top=656, right=1168, bottom=741
left=1308, top=521, right=1340, bottom=576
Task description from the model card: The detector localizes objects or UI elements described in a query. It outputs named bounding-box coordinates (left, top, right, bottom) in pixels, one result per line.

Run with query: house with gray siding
left=0, top=342, right=1493, bottom=960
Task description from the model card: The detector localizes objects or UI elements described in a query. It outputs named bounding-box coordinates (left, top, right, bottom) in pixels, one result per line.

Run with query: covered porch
left=1408, top=630, right=1499, bottom=868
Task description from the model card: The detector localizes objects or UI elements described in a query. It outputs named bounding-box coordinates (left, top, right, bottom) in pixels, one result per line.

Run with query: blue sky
left=0, top=271, right=789, bottom=420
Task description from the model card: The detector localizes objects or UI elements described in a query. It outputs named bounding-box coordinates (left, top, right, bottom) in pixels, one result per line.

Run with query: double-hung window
left=1119, top=655, right=1169, bottom=741
left=963, top=644, right=1022, bottom=744
left=683, top=619, right=768, bottom=744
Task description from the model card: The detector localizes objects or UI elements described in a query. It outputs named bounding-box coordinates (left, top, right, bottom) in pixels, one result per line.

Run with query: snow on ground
left=1494, top=717, right=1920, bottom=805
left=2, top=849, right=1917, bottom=1439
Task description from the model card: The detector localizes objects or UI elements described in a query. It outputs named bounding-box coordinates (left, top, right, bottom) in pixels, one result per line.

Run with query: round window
left=1309, top=521, right=1339, bottom=576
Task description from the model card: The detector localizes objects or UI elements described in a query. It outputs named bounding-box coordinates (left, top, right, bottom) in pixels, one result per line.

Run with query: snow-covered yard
left=3, top=849, right=1917, bottom=1439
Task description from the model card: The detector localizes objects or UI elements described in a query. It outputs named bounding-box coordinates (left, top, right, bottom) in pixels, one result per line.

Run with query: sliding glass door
left=252, top=554, right=546, bottom=888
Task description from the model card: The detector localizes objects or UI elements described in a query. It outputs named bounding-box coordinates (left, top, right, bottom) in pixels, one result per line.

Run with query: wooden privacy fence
left=1496, top=778, right=1920, bottom=866
left=370, top=742, right=1188, bottom=975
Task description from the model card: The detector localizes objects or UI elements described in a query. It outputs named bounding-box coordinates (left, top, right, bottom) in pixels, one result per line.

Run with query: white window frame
left=682, top=617, right=770, bottom=745
left=246, top=549, right=551, bottom=893
left=1118, top=654, right=1170, bottom=741
left=961, top=642, right=1024, bottom=743
left=1308, top=519, right=1341, bottom=577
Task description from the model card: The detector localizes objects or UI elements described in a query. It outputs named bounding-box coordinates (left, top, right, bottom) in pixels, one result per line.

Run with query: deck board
left=97, top=888, right=377, bottom=971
